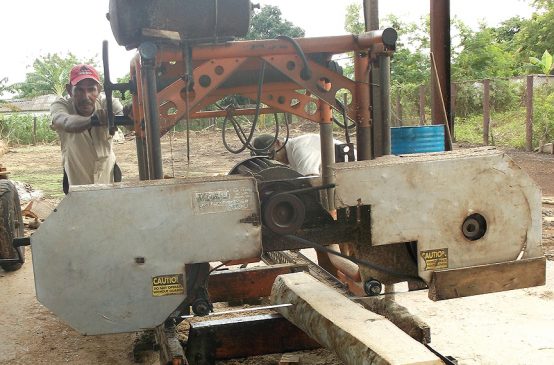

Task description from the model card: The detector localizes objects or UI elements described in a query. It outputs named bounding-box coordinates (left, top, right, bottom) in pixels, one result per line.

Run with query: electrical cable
left=276, top=35, right=312, bottom=80
left=222, top=61, right=266, bottom=153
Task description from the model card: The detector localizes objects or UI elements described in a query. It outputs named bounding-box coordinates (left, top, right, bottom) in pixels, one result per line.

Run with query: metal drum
left=108, top=0, right=252, bottom=48
left=391, top=125, right=446, bottom=154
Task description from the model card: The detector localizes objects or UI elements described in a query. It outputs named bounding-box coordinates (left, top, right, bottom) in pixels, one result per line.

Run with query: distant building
left=0, top=94, right=57, bottom=115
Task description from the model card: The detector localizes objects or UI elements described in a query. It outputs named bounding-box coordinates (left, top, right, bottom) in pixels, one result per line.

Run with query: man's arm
left=51, top=112, right=95, bottom=133
left=50, top=98, right=108, bottom=133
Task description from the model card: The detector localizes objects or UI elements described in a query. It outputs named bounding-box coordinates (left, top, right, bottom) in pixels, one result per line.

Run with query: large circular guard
left=331, top=148, right=544, bottom=284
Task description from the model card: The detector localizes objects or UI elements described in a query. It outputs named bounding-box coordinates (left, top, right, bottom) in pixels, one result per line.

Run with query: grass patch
left=10, top=170, right=64, bottom=199
left=455, top=109, right=528, bottom=148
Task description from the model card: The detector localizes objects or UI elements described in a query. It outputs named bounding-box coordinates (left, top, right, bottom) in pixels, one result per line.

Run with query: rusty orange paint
left=129, top=32, right=392, bottom=139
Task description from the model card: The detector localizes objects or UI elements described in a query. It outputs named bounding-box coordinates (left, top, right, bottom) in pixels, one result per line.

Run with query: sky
left=0, top=0, right=535, bottom=90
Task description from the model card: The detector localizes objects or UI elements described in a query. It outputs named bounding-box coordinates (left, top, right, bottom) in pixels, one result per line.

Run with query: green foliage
left=0, top=77, right=12, bottom=97
left=454, top=83, right=483, bottom=118
left=113, top=74, right=132, bottom=102
left=452, top=25, right=517, bottom=80
left=533, top=81, right=554, bottom=143
left=383, top=14, right=431, bottom=86
left=490, top=79, right=522, bottom=112
left=344, top=3, right=364, bottom=35
left=245, top=5, right=305, bottom=40
left=527, top=50, right=554, bottom=74
left=0, top=114, right=58, bottom=145
left=511, top=1, right=554, bottom=68
left=13, top=53, right=98, bottom=98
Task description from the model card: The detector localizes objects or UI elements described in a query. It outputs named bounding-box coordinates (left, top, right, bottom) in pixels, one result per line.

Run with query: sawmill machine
left=29, top=0, right=545, bottom=345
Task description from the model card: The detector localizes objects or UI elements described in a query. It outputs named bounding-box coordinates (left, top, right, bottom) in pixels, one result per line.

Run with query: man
left=50, top=64, right=123, bottom=193
left=252, top=133, right=354, bottom=176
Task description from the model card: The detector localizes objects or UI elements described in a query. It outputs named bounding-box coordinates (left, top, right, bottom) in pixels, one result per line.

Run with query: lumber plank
left=185, top=313, right=320, bottom=364
left=428, top=256, right=546, bottom=301
left=355, top=296, right=431, bottom=344
left=271, top=272, right=442, bottom=365
left=208, top=263, right=307, bottom=303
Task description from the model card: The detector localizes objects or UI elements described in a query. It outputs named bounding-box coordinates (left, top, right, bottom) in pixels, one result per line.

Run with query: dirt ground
left=1, top=130, right=553, bottom=365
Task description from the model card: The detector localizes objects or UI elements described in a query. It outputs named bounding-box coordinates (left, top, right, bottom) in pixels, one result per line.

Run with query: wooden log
left=185, top=313, right=320, bottom=364
left=155, top=321, right=186, bottom=365
left=354, top=296, right=431, bottom=344
left=208, top=263, right=307, bottom=303
left=271, top=272, right=442, bottom=365
left=428, top=257, right=546, bottom=301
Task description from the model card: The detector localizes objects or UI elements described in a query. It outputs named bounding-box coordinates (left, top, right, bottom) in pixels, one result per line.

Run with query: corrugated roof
left=0, top=94, right=58, bottom=114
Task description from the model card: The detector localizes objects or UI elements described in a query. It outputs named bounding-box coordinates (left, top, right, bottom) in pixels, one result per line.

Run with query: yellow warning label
left=421, top=248, right=449, bottom=271
left=152, top=274, right=184, bottom=297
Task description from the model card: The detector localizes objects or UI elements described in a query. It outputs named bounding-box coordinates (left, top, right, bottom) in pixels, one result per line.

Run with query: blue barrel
left=391, top=125, right=445, bottom=155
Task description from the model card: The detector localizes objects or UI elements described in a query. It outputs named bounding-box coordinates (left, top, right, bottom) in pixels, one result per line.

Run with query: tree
left=0, top=77, right=11, bottom=97
left=452, top=24, right=517, bottom=80
left=13, top=53, right=98, bottom=98
left=511, top=1, right=554, bottom=67
left=0, top=77, right=19, bottom=112
left=344, top=3, right=364, bottom=35
left=245, top=5, right=305, bottom=40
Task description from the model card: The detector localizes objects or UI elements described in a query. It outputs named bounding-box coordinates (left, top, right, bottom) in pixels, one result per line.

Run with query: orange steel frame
left=128, top=31, right=393, bottom=139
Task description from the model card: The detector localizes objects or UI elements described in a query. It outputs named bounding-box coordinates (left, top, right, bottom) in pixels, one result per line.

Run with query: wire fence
left=391, top=75, right=554, bottom=150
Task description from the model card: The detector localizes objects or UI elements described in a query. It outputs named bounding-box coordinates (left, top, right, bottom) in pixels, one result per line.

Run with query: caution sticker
left=152, top=274, right=184, bottom=297
left=420, top=248, right=449, bottom=271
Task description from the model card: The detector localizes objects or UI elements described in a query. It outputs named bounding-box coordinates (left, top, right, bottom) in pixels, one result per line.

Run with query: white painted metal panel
left=332, top=148, right=543, bottom=282
left=32, top=176, right=261, bottom=335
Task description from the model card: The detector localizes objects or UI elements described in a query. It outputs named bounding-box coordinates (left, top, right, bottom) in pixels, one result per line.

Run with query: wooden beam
left=155, top=321, right=186, bottom=365
left=208, top=264, right=307, bottom=303
left=185, top=313, right=320, bottom=364
left=354, top=296, right=431, bottom=344
left=271, top=272, right=442, bottom=365
left=428, top=257, right=546, bottom=301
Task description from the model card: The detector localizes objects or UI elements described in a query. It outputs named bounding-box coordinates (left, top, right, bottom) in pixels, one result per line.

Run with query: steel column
left=320, top=102, right=335, bottom=212
left=354, top=52, right=372, bottom=161
left=430, top=0, right=452, bottom=150
left=139, top=42, right=164, bottom=180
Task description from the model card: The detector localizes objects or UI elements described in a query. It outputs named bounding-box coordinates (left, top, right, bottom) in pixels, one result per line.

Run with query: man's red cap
left=69, top=64, right=101, bottom=86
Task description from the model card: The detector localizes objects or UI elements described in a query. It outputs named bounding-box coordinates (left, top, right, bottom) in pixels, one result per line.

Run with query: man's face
left=70, top=79, right=99, bottom=116
left=273, top=140, right=288, bottom=164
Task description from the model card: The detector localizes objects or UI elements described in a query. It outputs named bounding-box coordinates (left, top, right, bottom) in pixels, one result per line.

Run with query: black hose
left=276, top=35, right=312, bottom=81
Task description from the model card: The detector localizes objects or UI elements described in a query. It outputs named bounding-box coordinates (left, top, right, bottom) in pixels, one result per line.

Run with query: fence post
left=33, top=115, right=37, bottom=146
left=450, top=82, right=456, bottom=141
left=418, top=85, right=426, bottom=125
left=483, top=79, right=490, bottom=145
left=526, top=75, right=534, bottom=152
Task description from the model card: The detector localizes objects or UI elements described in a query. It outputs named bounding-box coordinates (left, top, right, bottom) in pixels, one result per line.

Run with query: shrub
left=0, top=114, right=58, bottom=145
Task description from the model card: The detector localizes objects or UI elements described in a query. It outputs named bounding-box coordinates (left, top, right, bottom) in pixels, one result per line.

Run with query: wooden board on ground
left=428, top=257, right=546, bottom=301
left=271, top=272, right=442, bottom=365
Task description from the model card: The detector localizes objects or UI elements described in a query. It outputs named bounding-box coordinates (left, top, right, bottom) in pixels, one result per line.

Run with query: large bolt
left=363, top=279, right=382, bottom=296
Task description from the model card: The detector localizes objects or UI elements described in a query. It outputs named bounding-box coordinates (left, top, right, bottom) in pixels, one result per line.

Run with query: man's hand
left=94, top=109, right=108, bottom=126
